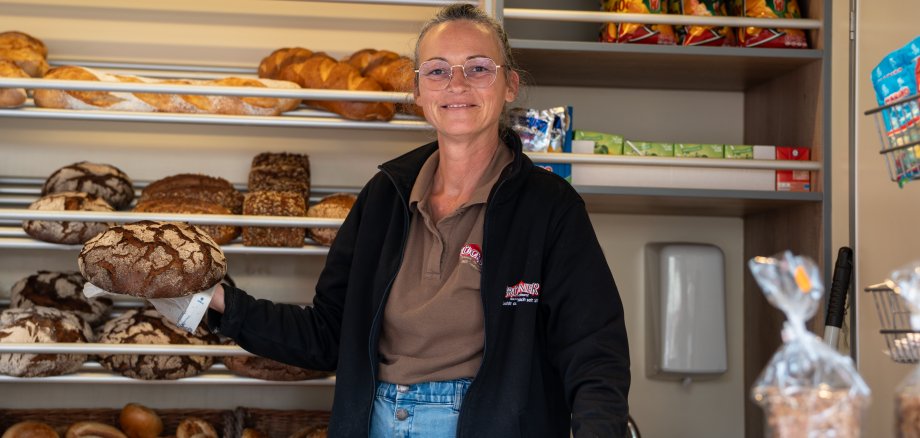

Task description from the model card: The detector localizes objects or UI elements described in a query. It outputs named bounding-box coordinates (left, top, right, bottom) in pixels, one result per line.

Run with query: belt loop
left=453, top=379, right=467, bottom=411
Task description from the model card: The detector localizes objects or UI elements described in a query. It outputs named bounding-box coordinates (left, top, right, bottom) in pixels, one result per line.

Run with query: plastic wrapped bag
left=886, top=261, right=920, bottom=437
left=749, top=251, right=870, bottom=437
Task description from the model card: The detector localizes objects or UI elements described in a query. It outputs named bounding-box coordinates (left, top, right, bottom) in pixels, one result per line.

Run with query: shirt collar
left=409, top=142, right=513, bottom=211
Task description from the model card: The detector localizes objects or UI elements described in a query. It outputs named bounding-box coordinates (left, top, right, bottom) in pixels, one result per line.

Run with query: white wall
left=0, top=2, right=747, bottom=436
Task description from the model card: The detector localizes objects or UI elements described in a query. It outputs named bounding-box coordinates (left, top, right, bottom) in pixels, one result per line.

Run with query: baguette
left=34, top=66, right=301, bottom=116
left=258, top=47, right=315, bottom=79
left=0, top=60, right=28, bottom=108
left=279, top=56, right=395, bottom=121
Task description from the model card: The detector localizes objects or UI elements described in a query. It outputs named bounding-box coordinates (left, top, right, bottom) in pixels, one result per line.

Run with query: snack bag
left=508, top=107, right=572, bottom=181
left=599, top=0, right=619, bottom=43
left=749, top=252, right=869, bottom=438
left=733, top=0, right=808, bottom=48
left=676, top=0, right=735, bottom=46
left=610, top=0, right=677, bottom=45
left=884, top=261, right=920, bottom=436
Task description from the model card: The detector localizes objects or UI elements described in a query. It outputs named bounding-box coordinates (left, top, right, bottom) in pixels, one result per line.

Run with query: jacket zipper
left=455, top=163, right=512, bottom=438
left=366, top=168, right=412, bottom=435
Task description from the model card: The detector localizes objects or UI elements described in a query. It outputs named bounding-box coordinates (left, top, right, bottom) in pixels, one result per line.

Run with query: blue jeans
left=370, top=378, right=472, bottom=438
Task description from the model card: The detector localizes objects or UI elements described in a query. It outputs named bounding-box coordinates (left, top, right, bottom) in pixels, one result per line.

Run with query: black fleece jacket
left=209, top=130, right=630, bottom=437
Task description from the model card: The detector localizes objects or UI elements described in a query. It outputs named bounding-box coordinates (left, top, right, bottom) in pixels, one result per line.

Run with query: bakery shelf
left=0, top=209, right=343, bottom=228
left=510, top=39, right=823, bottom=90
left=0, top=235, right=331, bottom=255
left=0, top=343, right=249, bottom=356
left=528, top=152, right=822, bottom=170
left=576, top=186, right=822, bottom=216
left=502, top=8, right=822, bottom=29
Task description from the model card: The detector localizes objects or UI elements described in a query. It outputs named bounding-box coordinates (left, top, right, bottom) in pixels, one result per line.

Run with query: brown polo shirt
left=377, top=144, right=512, bottom=385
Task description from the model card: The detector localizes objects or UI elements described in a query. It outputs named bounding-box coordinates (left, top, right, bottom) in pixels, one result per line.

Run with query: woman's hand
left=209, top=283, right=226, bottom=313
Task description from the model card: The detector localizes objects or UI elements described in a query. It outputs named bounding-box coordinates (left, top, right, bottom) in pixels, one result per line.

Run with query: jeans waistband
left=376, top=378, right=472, bottom=405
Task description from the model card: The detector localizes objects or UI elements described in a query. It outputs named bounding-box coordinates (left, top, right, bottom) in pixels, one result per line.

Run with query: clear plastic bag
left=749, top=251, right=870, bottom=437
left=887, top=261, right=920, bottom=437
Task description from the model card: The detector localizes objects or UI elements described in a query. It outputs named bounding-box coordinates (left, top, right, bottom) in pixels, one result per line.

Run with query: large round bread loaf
left=78, top=221, right=227, bottom=299
left=307, top=193, right=356, bottom=246
left=140, top=174, right=243, bottom=214
left=1, top=421, right=59, bottom=438
left=0, top=306, right=93, bottom=377
left=133, top=198, right=240, bottom=245
left=42, top=162, right=135, bottom=210
left=23, top=192, right=115, bottom=244
left=95, top=309, right=216, bottom=380
left=10, top=270, right=112, bottom=326
left=221, top=339, right=331, bottom=381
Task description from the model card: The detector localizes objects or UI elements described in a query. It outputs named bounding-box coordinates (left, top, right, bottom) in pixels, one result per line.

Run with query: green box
left=674, top=144, right=724, bottom=158
left=573, top=130, right=624, bottom=155
left=724, top=145, right=754, bottom=159
left=624, top=141, right=674, bottom=157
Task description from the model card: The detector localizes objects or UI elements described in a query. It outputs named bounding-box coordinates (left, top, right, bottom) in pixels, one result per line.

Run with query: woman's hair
left=413, top=3, right=519, bottom=79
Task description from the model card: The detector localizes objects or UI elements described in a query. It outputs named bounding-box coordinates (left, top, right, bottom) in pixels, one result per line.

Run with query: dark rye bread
left=140, top=174, right=243, bottom=214
left=251, top=152, right=311, bottom=177
left=242, top=191, right=306, bottom=247
left=42, top=162, right=135, bottom=210
left=0, top=306, right=93, bottom=377
left=23, top=192, right=115, bottom=244
left=221, top=339, right=331, bottom=381
left=10, top=270, right=112, bottom=327
left=133, top=198, right=240, bottom=245
left=307, top=193, right=356, bottom=247
left=95, top=309, right=216, bottom=380
left=248, top=165, right=310, bottom=200
left=78, top=221, right=227, bottom=299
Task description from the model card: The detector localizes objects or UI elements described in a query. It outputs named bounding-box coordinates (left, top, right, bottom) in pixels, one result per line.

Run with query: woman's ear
left=505, top=70, right=520, bottom=103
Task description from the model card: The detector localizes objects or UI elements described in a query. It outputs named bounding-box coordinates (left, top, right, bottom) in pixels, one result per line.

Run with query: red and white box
left=776, top=146, right=811, bottom=192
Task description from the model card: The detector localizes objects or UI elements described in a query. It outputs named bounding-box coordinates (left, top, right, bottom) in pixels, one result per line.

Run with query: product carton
left=776, top=146, right=811, bottom=192
left=573, top=130, right=625, bottom=155
left=724, top=145, right=754, bottom=159
left=674, top=144, right=725, bottom=158
left=624, top=141, right=674, bottom=157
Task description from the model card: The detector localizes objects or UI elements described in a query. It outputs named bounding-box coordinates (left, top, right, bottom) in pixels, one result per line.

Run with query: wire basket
left=866, top=282, right=920, bottom=363
left=865, top=93, right=920, bottom=187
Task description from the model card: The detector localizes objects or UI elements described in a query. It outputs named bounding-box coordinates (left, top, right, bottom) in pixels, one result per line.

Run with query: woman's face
left=415, top=20, right=519, bottom=143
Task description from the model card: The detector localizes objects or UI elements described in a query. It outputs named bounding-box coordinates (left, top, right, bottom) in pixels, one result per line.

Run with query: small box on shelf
left=625, top=141, right=674, bottom=157
left=776, top=146, right=811, bottom=192
left=674, top=144, right=725, bottom=158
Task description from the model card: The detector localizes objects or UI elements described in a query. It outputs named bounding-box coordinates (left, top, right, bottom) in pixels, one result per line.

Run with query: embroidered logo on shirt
left=503, top=281, right=540, bottom=306
left=460, top=243, right=483, bottom=271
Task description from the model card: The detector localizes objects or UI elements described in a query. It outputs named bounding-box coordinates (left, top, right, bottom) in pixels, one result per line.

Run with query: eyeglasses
left=415, top=57, right=504, bottom=90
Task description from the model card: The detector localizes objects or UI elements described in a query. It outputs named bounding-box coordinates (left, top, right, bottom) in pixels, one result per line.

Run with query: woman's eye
left=427, top=68, right=447, bottom=76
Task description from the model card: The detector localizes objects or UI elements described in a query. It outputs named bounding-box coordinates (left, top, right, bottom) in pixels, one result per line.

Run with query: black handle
left=825, top=247, right=854, bottom=329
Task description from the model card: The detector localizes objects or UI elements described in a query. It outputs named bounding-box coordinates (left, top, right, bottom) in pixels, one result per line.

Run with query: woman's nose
left=446, top=65, right=470, bottom=89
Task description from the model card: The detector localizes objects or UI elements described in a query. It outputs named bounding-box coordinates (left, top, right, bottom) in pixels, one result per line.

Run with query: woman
left=207, top=4, right=630, bottom=437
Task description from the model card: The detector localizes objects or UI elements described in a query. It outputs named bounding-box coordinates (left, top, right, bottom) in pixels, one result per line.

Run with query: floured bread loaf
left=307, top=193, right=356, bottom=247
left=95, top=309, right=216, bottom=380
left=78, top=221, right=227, bottom=299
left=242, top=191, right=306, bottom=247
left=23, top=192, right=115, bottom=244
left=42, top=162, right=135, bottom=210
left=133, top=198, right=240, bottom=245
left=0, top=306, right=93, bottom=377
left=140, top=174, right=243, bottom=214
left=10, top=270, right=112, bottom=326
left=222, top=339, right=331, bottom=381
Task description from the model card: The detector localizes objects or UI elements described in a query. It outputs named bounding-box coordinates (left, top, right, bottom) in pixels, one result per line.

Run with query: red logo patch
left=460, top=243, right=482, bottom=270
left=503, top=281, right=541, bottom=306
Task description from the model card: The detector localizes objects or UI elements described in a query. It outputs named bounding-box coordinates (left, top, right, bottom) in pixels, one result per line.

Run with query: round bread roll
left=288, top=425, right=328, bottom=438
left=307, top=193, right=356, bottom=246
left=96, top=309, right=216, bottom=380
left=0, top=306, right=93, bottom=377
left=23, top=192, right=115, bottom=244
left=175, top=418, right=217, bottom=438
left=0, top=31, right=48, bottom=59
left=133, top=198, right=240, bottom=245
left=241, top=429, right=267, bottom=438
left=10, top=270, right=112, bottom=326
left=65, top=422, right=126, bottom=438
left=119, top=403, right=163, bottom=438
left=1, top=421, right=59, bottom=438
left=78, top=221, right=227, bottom=299
left=42, top=162, right=134, bottom=210
left=0, top=59, right=29, bottom=108
left=140, top=174, right=243, bottom=214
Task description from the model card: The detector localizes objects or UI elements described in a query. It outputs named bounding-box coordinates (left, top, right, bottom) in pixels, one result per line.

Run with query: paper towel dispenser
left=645, top=243, right=727, bottom=381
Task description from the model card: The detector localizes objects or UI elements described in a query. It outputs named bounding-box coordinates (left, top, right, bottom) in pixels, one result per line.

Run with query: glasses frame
left=414, top=57, right=505, bottom=90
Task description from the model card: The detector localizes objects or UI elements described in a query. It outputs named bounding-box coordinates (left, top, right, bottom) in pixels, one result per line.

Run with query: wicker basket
left=234, top=407, right=330, bottom=438
left=0, top=408, right=235, bottom=437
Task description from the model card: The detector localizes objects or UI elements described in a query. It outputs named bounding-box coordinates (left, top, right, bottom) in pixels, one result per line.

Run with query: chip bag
left=676, top=0, right=735, bottom=46
left=733, top=0, right=808, bottom=48
left=604, top=0, right=677, bottom=45
left=749, top=252, right=869, bottom=438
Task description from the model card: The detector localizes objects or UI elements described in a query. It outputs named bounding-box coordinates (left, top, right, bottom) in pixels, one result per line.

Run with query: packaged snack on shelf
left=573, top=130, right=624, bottom=155
left=732, top=0, right=808, bottom=48
left=509, top=106, right=572, bottom=182
left=749, top=251, right=870, bottom=438
left=624, top=140, right=674, bottom=156
left=674, top=143, right=724, bottom=158
left=871, top=39, right=920, bottom=148
left=604, top=0, right=677, bottom=45
left=725, top=144, right=754, bottom=159
left=775, top=146, right=810, bottom=192
left=674, top=0, right=735, bottom=46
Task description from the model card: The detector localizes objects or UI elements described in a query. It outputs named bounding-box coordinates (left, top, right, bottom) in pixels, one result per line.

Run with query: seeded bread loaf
left=78, top=221, right=227, bottom=299
left=242, top=191, right=306, bottom=247
left=0, top=306, right=93, bottom=377
left=95, top=309, right=216, bottom=380
left=42, top=162, right=135, bottom=210
left=140, top=174, right=243, bottom=214
left=133, top=198, right=240, bottom=245
left=307, top=193, right=356, bottom=247
left=23, top=192, right=115, bottom=244
left=10, top=270, right=112, bottom=326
